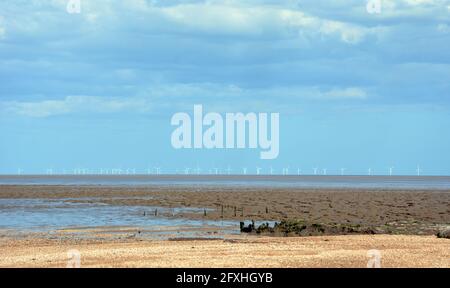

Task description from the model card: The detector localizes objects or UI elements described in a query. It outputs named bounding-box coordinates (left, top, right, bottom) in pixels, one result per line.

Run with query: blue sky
left=1, top=0, right=450, bottom=175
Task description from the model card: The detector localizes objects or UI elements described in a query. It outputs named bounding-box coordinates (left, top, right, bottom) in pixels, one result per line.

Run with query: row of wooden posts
left=142, top=205, right=270, bottom=218
left=207, top=204, right=270, bottom=217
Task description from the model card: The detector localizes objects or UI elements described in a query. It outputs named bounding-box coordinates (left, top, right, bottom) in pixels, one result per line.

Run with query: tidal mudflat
left=1, top=184, right=449, bottom=236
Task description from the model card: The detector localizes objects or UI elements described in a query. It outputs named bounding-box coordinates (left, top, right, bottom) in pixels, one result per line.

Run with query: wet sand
left=0, top=235, right=448, bottom=268
left=1, top=185, right=449, bottom=234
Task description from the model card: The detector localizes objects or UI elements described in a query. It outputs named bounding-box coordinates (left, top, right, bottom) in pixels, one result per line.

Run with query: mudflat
left=0, top=185, right=449, bottom=234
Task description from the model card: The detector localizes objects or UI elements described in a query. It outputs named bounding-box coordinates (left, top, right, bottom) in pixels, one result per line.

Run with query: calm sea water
left=1, top=175, right=450, bottom=189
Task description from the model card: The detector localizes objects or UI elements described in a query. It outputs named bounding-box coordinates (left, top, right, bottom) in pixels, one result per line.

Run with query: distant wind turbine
left=226, top=166, right=232, bottom=175
left=389, top=167, right=394, bottom=176
left=256, top=167, right=262, bottom=175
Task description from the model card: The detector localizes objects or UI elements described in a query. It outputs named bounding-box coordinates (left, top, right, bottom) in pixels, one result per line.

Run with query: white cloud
left=437, top=23, right=450, bottom=33
left=1, top=1, right=380, bottom=44
left=402, top=0, right=438, bottom=6
left=2, top=96, right=151, bottom=117
left=1, top=84, right=369, bottom=117
left=158, top=3, right=375, bottom=43
left=0, top=0, right=447, bottom=114
left=0, top=16, right=5, bottom=39
left=375, top=0, right=450, bottom=19
left=138, top=83, right=369, bottom=100
left=321, top=87, right=367, bottom=100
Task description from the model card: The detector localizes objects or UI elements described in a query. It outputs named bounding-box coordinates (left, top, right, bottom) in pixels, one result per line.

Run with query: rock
left=240, top=221, right=254, bottom=233
left=436, top=229, right=450, bottom=239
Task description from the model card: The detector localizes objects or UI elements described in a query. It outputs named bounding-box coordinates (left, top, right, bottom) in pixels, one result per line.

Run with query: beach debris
left=154, top=209, right=158, bottom=216
left=240, top=220, right=377, bottom=236
left=240, top=220, right=256, bottom=233
left=436, top=229, right=450, bottom=239
left=234, top=206, right=237, bottom=217
left=203, top=209, right=207, bottom=217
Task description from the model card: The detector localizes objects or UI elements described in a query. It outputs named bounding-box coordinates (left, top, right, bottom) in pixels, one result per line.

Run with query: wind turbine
left=256, top=167, right=262, bottom=175
left=340, top=168, right=346, bottom=176
left=242, top=167, right=247, bottom=175
left=416, top=165, right=421, bottom=176
left=155, top=167, right=161, bottom=175
left=270, top=167, right=274, bottom=175
left=313, top=168, right=318, bottom=175
left=368, top=168, right=372, bottom=176
left=226, top=166, right=232, bottom=175
left=389, top=167, right=394, bottom=176
left=322, top=168, right=327, bottom=175
left=297, top=168, right=302, bottom=176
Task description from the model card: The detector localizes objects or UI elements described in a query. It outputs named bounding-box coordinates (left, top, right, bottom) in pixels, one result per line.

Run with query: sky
left=0, top=0, right=450, bottom=175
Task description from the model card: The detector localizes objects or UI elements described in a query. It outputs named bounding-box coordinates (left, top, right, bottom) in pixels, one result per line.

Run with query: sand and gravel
left=0, top=234, right=448, bottom=268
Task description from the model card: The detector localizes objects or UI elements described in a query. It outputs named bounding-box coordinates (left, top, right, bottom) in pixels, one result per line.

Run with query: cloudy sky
left=1, top=0, right=450, bottom=175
